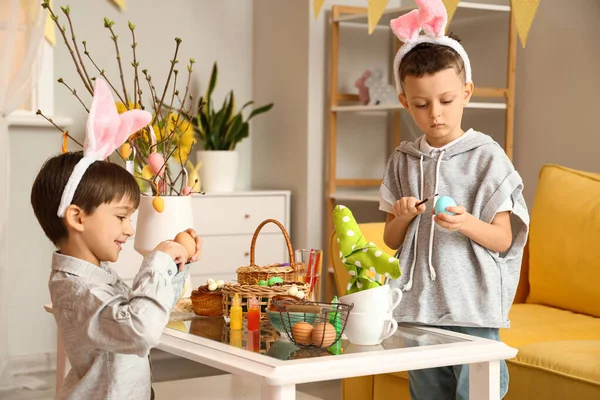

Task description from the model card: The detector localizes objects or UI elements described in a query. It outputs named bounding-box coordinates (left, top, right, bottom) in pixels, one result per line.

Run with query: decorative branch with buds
left=39, top=1, right=203, bottom=197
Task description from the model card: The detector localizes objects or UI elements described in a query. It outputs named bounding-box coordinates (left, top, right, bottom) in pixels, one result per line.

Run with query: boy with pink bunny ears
left=30, top=78, right=202, bottom=400
left=379, top=0, right=529, bottom=399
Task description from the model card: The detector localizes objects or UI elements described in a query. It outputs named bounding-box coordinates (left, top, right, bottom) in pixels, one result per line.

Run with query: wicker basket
left=236, top=219, right=303, bottom=285
left=191, top=286, right=223, bottom=317
left=221, top=282, right=310, bottom=319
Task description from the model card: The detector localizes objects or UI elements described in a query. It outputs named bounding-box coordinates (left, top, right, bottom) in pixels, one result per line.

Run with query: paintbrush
left=416, top=193, right=439, bottom=207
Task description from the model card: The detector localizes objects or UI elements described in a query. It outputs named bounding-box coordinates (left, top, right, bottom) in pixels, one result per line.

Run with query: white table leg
left=261, top=383, right=296, bottom=400
left=469, top=360, right=500, bottom=400
left=55, top=329, right=69, bottom=394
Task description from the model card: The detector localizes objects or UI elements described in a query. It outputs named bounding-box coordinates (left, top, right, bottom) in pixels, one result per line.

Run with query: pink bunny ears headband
left=391, top=0, right=472, bottom=94
left=56, top=78, right=152, bottom=217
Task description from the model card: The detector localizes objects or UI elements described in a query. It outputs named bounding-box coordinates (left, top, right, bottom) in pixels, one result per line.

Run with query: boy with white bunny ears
left=378, top=1, right=530, bottom=398
left=31, top=77, right=202, bottom=400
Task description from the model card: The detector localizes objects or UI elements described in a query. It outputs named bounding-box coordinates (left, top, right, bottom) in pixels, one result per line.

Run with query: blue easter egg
left=434, top=196, right=457, bottom=216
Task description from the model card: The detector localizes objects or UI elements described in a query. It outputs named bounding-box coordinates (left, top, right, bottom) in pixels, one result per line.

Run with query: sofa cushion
left=505, top=341, right=600, bottom=400
left=501, top=304, right=600, bottom=348
left=527, top=164, right=600, bottom=317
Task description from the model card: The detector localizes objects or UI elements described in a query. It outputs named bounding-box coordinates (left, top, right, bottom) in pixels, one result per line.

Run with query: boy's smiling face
left=63, top=196, right=137, bottom=266
left=399, top=68, right=474, bottom=148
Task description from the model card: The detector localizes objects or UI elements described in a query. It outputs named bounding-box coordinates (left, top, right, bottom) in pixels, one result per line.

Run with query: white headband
left=57, top=78, right=152, bottom=217
left=390, top=0, right=472, bottom=94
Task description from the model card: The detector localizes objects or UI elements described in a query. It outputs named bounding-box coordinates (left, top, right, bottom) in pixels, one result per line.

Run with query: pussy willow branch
left=63, top=7, right=94, bottom=93
left=104, top=19, right=130, bottom=108
left=129, top=22, right=143, bottom=110
left=36, top=110, right=83, bottom=147
left=83, top=41, right=127, bottom=105
left=42, top=2, right=93, bottom=95
left=57, top=78, right=89, bottom=113
left=177, top=59, right=195, bottom=122
left=151, top=38, right=181, bottom=126
left=134, top=175, right=181, bottom=196
left=168, top=70, right=178, bottom=115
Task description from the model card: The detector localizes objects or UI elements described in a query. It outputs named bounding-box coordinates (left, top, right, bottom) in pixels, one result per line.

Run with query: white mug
left=344, top=311, right=398, bottom=346
left=339, top=284, right=402, bottom=314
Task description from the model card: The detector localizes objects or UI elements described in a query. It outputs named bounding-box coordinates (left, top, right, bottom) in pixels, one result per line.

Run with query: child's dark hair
left=399, top=33, right=466, bottom=88
left=31, top=151, right=141, bottom=246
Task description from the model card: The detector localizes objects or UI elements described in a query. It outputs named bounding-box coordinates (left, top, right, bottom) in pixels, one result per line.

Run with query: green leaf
left=222, top=113, right=243, bottom=147
left=248, top=103, right=274, bottom=120
left=223, top=91, right=235, bottom=124
left=205, top=62, right=218, bottom=116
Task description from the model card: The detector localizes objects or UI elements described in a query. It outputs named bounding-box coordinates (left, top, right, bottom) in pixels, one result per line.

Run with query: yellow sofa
left=330, top=164, right=600, bottom=400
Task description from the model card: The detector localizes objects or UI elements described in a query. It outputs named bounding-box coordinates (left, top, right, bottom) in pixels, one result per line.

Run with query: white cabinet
left=111, top=191, right=291, bottom=288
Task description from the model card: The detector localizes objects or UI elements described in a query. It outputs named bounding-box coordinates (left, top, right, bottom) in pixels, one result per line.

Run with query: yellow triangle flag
left=442, top=0, right=460, bottom=27
left=110, top=0, right=127, bottom=12
left=511, top=0, right=540, bottom=47
left=313, top=0, right=326, bottom=20
left=368, top=0, right=389, bottom=34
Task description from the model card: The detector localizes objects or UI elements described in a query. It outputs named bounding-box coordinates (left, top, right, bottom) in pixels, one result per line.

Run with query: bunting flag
left=512, top=0, right=540, bottom=47
left=110, top=0, right=127, bottom=12
left=442, top=0, right=460, bottom=27
left=368, top=0, right=389, bottom=34
left=311, top=0, right=539, bottom=46
left=313, top=0, right=325, bottom=20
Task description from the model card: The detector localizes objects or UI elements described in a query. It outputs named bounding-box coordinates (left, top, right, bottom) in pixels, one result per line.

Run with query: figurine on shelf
left=365, top=69, right=399, bottom=106
left=354, top=69, right=372, bottom=105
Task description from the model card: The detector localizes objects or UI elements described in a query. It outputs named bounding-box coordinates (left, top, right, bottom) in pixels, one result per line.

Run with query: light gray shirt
left=49, top=251, right=188, bottom=400
left=379, top=131, right=529, bottom=328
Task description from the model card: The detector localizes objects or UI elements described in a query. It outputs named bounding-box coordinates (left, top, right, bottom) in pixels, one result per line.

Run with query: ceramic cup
left=339, top=284, right=402, bottom=314
left=344, top=311, right=398, bottom=346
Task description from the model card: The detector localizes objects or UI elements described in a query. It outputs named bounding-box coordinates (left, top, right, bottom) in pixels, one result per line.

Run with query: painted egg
left=142, top=165, right=154, bottom=180
left=292, top=322, right=314, bottom=345
left=174, top=231, right=195, bottom=259
left=434, top=196, right=457, bottom=216
left=311, top=322, right=337, bottom=347
left=148, top=152, right=165, bottom=176
left=152, top=196, right=164, bottom=213
left=119, top=143, right=132, bottom=159
left=267, top=277, right=284, bottom=286
left=287, top=285, right=299, bottom=296
left=257, top=280, right=268, bottom=286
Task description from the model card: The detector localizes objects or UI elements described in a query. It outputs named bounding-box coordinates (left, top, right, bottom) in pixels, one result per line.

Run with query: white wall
left=5, top=0, right=253, bottom=361
left=253, top=0, right=403, bottom=251
left=513, top=0, right=600, bottom=204
left=251, top=0, right=310, bottom=247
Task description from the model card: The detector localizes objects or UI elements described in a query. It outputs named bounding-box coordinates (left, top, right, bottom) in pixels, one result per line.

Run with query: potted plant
left=38, top=2, right=203, bottom=295
left=190, top=62, right=273, bottom=192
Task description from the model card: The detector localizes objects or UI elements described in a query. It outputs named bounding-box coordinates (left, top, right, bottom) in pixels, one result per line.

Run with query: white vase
left=134, top=195, right=194, bottom=297
left=197, top=150, right=239, bottom=192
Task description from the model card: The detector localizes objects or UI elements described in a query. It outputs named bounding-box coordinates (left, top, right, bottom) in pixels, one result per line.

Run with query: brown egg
left=291, top=322, right=314, bottom=345
left=174, top=231, right=195, bottom=259
left=311, top=322, right=337, bottom=347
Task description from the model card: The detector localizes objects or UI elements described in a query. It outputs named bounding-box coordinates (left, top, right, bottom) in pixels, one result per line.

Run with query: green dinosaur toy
left=333, top=205, right=401, bottom=294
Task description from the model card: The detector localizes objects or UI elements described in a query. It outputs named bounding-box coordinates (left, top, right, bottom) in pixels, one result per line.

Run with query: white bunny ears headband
left=391, top=0, right=472, bottom=94
left=56, top=77, right=152, bottom=217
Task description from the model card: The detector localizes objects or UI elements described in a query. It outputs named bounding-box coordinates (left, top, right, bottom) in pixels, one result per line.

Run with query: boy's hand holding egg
left=433, top=196, right=468, bottom=232
left=173, top=229, right=203, bottom=263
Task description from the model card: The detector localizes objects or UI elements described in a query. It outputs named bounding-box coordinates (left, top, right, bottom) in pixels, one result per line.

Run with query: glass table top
left=166, top=316, right=468, bottom=362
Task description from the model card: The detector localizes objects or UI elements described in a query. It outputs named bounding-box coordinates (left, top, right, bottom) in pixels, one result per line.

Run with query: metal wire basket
left=277, top=301, right=353, bottom=348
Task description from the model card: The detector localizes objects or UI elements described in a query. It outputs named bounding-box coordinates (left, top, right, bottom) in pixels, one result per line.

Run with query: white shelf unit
left=325, top=1, right=518, bottom=248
